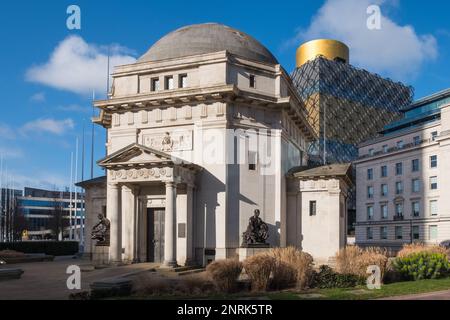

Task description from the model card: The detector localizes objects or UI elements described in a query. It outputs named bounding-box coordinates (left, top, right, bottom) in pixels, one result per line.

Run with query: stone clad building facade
left=85, top=23, right=351, bottom=266
left=355, top=89, right=450, bottom=250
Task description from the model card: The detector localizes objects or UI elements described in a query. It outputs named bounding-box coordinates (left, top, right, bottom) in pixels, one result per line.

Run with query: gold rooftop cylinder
left=296, top=39, right=349, bottom=67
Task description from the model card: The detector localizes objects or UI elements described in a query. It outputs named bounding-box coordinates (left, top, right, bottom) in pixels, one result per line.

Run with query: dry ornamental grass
left=397, top=243, right=449, bottom=259
left=335, top=246, right=388, bottom=280
left=206, top=259, right=243, bottom=293
left=243, top=255, right=276, bottom=292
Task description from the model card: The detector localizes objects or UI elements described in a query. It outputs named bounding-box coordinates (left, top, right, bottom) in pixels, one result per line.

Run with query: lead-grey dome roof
left=138, top=23, right=278, bottom=64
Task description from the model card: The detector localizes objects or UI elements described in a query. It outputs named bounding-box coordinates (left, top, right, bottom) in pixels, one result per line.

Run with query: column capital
left=165, top=181, right=177, bottom=188
left=186, top=183, right=196, bottom=190
left=107, top=182, right=120, bottom=189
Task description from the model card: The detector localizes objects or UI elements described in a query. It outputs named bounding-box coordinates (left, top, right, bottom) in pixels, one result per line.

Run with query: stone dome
left=138, top=23, right=278, bottom=64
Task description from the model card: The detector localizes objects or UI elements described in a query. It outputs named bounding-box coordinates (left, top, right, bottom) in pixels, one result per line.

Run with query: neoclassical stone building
left=86, top=23, right=351, bottom=266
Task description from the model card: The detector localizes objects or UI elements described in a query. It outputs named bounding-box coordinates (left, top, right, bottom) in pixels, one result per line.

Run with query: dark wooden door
left=147, top=208, right=165, bottom=263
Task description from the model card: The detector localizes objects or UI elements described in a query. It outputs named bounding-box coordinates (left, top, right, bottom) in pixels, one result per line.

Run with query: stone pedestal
left=237, top=245, right=271, bottom=262
left=92, top=246, right=109, bottom=266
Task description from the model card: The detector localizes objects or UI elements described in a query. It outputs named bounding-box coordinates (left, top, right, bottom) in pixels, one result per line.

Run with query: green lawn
left=268, top=277, right=450, bottom=300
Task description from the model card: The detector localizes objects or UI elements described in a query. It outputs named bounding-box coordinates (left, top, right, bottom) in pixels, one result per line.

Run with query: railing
left=359, top=139, right=429, bottom=160
left=393, top=215, right=404, bottom=221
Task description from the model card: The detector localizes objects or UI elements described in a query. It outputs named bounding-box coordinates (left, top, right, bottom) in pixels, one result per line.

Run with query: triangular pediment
left=98, top=143, right=175, bottom=167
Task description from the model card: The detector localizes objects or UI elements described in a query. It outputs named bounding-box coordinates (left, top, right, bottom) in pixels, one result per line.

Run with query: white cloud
left=0, top=124, right=16, bottom=139
left=57, top=104, right=91, bottom=114
left=287, top=0, right=437, bottom=80
left=21, top=118, right=75, bottom=136
left=26, top=35, right=136, bottom=95
left=30, top=92, right=46, bottom=103
left=6, top=171, right=69, bottom=191
left=0, top=146, right=24, bottom=159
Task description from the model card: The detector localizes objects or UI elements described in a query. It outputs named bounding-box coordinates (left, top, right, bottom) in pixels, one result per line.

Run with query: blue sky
left=0, top=0, right=449, bottom=190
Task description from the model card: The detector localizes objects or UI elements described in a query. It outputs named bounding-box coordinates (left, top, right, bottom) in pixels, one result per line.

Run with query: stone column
left=121, top=185, right=135, bottom=263
left=108, top=183, right=122, bottom=265
left=163, top=181, right=178, bottom=267
left=185, top=183, right=195, bottom=265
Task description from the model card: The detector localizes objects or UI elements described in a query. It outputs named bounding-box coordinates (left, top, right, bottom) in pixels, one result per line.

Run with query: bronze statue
left=242, top=209, right=269, bottom=246
left=92, top=214, right=110, bottom=246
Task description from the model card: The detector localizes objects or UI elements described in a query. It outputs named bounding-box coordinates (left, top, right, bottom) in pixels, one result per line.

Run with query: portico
left=99, top=143, right=200, bottom=267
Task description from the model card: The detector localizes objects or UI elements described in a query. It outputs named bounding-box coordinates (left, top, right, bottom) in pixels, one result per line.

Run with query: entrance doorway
left=147, top=208, right=165, bottom=263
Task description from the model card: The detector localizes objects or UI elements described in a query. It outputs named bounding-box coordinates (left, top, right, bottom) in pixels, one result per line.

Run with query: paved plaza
left=0, top=257, right=157, bottom=300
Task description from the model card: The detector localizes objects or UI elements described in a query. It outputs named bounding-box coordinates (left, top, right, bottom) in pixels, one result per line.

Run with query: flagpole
left=69, top=152, right=73, bottom=240
left=74, top=138, right=79, bottom=241
left=0, top=154, right=3, bottom=242
left=90, top=90, right=95, bottom=179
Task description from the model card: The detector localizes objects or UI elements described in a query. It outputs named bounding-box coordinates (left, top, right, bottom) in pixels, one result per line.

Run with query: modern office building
left=0, top=188, right=23, bottom=241
left=355, top=88, right=450, bottom=250
left=291, top=39, right=413, bottom=165
left=17, top=187, right=84, bottom=240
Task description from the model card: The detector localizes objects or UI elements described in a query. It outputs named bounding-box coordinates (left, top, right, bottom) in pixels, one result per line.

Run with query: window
left=249, top=74, right=256, bottom=88
left=397, top=140, right=404, bottom=149
left=382, top=145, right=388, bottom=153
left=165, top=76, right=174, bottom=90
left=412, top=226, right=420, bottom=240
left=430, top=155, right=438, bottom=168
left=309, top=201, right=317, bottom=216
left=395, top=226, right=403, bottom=240
left=248, top=151, right=257, bottom=171
left=413, top=136, right=421, bottom=146
left=395, top=163, right=403, bottom=175
left=381, top=166, right=388, bottom=178
left=430, top=225, right=438, bottom=240
left=412, top=179, right=420, bottom=193
left=381, top=184, right=388, bottom=197
left=430, top=176, right=438, bottom=190
left=368, top=148, right=374, bottom=156
left=395, top=203, right=403, bottom=218
left=151, top=77, right=160, bottom=91
left=431, top=131, right=438, bottom=141
left=430, top=200, right=438, bottom=216
left=367, top=227, right=373, bottom=240
left=367, top=168, right=373, bottom=180
left=380, top=226, right=387, bottom=240
left=381, top=204, right=388, bottom=219
left=395, top=181, right=403, bottom=195
left=412, top=159, right=420, bottom=172
left=179, top=74, right=187, bottom=88
left=367, top=186, right=374, bottom=199
left=367, top=206, right=374, bottom=220
left=412, top=201, right=420, bottom=217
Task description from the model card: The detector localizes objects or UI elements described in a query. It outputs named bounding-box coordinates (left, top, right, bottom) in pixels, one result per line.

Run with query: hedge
left=0, top=241, right=79, bottom=256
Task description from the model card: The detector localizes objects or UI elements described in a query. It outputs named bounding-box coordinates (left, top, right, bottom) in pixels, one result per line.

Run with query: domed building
left=87, top=23, right=351, bottom=266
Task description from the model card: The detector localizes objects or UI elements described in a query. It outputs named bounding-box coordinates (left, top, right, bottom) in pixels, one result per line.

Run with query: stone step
left=177, top=268, right=206, bottom=276
left=156, top=265, right=204, bottom=276
left=0, top=268, right=24, bottom=281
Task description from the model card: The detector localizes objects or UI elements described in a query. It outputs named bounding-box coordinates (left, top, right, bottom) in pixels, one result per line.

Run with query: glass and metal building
left=17, top=188, right=84, bottom=240
left=291, top=39, right=413, bottom=165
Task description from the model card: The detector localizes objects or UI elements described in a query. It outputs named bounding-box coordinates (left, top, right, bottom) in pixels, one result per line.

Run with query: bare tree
left=12, top=205, right=28, bottom=241
left=49, top=197, right=69, bottom=240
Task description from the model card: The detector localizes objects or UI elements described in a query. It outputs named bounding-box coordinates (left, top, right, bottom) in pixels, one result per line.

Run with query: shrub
left=393, top=252, right=450, bottom=281
left=397, top=244, right=449, bottom=259
left=312, top=265, right=364, bottom=289
left=243, top=255, right=276, bottom=292
left=263, top=247, right=314, bottom=290
left=176, top=273, right=216, bottom=296
left=0, top=241, right=79, bottom=256
left=132, top=273, right=172, bottom=296
left=335, top=246, right=388, bottom=280
left=0, top=250, right=25, bottom=258
left=206, top=259, right=243, bottom=293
